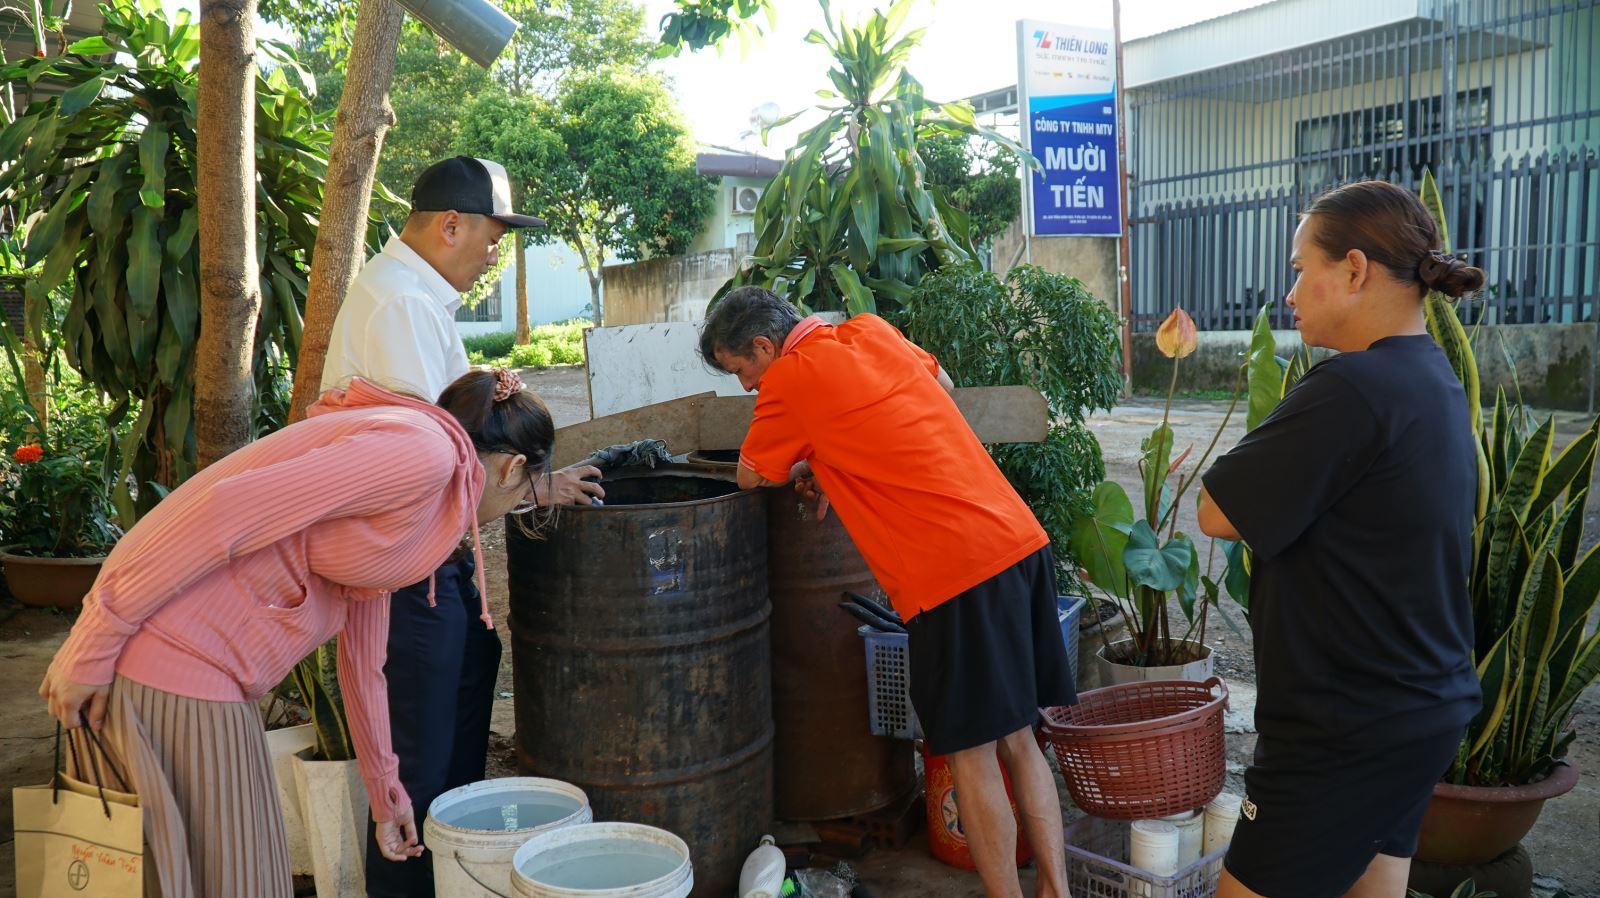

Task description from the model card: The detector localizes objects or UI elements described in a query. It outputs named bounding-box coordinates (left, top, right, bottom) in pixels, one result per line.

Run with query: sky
left=160, top=0, right=1269, bottom=151
left=641, top=0, right=1268, bottom=152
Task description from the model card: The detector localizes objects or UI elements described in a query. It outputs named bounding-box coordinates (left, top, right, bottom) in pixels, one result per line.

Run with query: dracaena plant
left=717, top=0, right=1036, bottom=315
left=1067, top=308, right=1242, bottom=667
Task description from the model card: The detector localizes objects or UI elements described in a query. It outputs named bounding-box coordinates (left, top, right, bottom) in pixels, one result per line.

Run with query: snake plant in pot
left=1067, top=307, right=1242, bottom=686
left=287, top=642, right=367, bottom=895
left=1414, top=390, right=1597, bottom=866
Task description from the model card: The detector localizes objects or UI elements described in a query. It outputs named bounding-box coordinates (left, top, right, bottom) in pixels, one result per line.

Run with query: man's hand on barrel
left=535, top=464, right=606, bottom=506
left=791, top=461, right=830, bottom=521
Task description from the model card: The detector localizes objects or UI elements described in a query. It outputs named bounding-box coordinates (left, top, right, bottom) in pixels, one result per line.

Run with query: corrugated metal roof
left=1124, top=0, right=1426, bottom=87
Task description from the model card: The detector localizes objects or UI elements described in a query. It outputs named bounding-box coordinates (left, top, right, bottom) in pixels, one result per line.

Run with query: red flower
left=12, top=444, right=43, bottom=464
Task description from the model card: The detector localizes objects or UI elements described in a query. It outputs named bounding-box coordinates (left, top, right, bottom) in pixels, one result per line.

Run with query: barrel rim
left=566, top=461, right=752, bottom=512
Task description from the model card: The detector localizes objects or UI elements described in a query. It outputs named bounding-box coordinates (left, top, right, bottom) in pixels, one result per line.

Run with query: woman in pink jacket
left=38, top=368, right=552, bottom=898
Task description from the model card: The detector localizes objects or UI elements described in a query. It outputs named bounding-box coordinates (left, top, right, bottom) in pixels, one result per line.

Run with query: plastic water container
left=426, top=778, right=592, bottom=898
left=512, top=822, right=693, bottom=898
left=1204, top=792, right=1243, bottom=854
left=1130, top=820, right=1181, bottom=875
left=1160, top=809, right=1206, bottom=865
left=738, top=835, right=785, bottom=898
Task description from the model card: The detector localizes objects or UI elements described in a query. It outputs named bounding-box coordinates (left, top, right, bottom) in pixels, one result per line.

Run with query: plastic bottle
left=739, top=835, right=787, bottom=898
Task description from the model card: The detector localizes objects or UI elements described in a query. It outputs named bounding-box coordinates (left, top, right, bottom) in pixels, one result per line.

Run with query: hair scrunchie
left=492, top=367, right=523, bottom=402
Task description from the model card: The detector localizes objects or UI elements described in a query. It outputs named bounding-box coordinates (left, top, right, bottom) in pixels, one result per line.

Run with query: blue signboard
left=1018, top=20, right=1122, bottom=237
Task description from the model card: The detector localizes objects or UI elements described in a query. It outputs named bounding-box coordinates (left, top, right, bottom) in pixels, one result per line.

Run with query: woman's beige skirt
left=70, top=675, right=293, bottom=898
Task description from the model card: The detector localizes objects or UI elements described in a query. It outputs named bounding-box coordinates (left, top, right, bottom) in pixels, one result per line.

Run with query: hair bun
left=1417, top=250, right=1486, bottom=299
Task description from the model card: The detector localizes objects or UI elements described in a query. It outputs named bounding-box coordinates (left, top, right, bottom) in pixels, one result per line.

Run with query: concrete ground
left=2, top=371, right=1597, bottom=896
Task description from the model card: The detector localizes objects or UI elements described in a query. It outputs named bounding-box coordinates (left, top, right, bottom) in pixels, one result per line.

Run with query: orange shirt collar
left=782, top=315, right=829, bottom=355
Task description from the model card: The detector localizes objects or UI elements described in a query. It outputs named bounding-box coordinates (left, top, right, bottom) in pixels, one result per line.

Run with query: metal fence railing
left=1127, top=0, right=1600, bottom=332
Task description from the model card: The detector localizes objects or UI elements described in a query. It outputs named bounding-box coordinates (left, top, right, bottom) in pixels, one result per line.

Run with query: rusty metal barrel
left=506, top=467, right=773, bottom=898
left=766, top=491, right=917, bottom=820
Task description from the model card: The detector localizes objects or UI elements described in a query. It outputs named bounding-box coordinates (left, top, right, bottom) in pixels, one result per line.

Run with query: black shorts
left=1225, top=727, right=1463, bottom=898
left=905, top=546, right=1077, bottom=755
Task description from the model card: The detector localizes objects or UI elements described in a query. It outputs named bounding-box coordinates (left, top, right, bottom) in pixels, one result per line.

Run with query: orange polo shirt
left=739, top=314, right=1048, bottom=620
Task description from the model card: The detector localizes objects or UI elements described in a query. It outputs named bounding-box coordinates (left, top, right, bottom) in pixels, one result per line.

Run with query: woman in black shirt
left=1199, top=180, right=1484, bottom=898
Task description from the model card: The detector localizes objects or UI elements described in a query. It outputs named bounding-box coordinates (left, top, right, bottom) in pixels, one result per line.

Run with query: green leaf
left=1223, top=539, right=1251, bottom=614
left=1067, top=481, right=1134, bottom=598
left=58, top=74, right=109, bottom=117
left=1245, top=303, right=1281, bottom=430
left=1123, top=520, right=1193, bottom=592
left=1139, top=423, right=1174, bottom=524
left=67, top=36, right=115, bottom=55
left=126, top=206, right=161, bottom=368
left=829, top=263, right=875, bottom=315
left=1176, top=534, right=1201, bottom=621
left=138, top=121, right=169, bottom=209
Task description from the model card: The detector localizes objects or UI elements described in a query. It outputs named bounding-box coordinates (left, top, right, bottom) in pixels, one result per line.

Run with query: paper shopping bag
left=13, top=726, right=144, bottom=897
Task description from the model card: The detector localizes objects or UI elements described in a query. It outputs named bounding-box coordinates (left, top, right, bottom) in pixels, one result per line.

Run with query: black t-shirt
left=1203, top=334, right=1481, bottom=744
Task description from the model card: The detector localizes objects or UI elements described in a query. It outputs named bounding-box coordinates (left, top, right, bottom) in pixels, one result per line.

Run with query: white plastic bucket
left=1130, top=820, right=1180, bottom=875
left=512, top=822, right=693, bottom=898
left=1160, top=809, right=1205, bottom=865
left=426, top=778, right=593, bottom=898
left=1204, top=792, right=1244, bottom=854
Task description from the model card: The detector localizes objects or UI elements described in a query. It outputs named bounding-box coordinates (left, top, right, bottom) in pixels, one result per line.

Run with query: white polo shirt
left=321, top=236, right=471, bottom=403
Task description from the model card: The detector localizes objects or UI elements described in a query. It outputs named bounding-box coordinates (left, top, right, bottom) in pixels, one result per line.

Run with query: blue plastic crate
left=861, top=594, right=1087, bottom=741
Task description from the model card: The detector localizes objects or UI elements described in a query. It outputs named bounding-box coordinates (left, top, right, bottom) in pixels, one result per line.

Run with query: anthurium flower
left=1156, top=308, right=1198, bottom=359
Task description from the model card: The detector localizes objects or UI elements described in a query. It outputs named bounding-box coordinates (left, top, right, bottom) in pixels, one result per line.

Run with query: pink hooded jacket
left=48, top=379, right=488, bottom=821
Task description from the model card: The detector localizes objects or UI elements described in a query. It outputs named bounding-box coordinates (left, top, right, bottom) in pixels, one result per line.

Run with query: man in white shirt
left=322, top=156, right=602, bottom=896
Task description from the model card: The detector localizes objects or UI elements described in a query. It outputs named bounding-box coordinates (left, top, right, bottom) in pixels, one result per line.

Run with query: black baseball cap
left=410, top=156, right=545, bottom=229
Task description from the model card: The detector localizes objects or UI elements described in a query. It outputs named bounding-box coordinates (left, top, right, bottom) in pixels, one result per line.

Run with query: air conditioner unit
left=731, top=186, right=763, bottom=215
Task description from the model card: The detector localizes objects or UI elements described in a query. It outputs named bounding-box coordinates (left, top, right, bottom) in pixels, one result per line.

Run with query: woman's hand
left=375, top=806, right=424, bottom=861
left=791, top=461, right=830, bottom=521
left=38, top=668, right=111, bottom=731
left=535, top=464, right=605, bottom=506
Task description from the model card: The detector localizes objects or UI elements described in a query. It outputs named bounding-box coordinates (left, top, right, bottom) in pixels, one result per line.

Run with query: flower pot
left=1095, top=639, right=1214, bottom=686
left=1415, top=760, right=1580, bottom=866
left=293, top=749, right=368, bottom=898
left=266, top=724, right=317, bottom=876
left=0, top=546, right=104, bottom=608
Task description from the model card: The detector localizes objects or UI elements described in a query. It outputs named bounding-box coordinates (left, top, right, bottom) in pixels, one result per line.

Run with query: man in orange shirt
left=700, top=287, right=1076, bottom=898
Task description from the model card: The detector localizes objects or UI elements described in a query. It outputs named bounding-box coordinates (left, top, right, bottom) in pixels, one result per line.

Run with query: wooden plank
left=552, top=386, right=1049, bottom=469
left=551, top=392, right=715, bottom=469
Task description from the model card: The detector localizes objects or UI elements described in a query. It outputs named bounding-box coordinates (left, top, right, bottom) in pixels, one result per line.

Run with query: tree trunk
left=286, top=0, right=406, bottom=423
left=573, top=236, right=602, bottom=325
left=514, top=229, right=530, bottom=343
left=21, top=297, right=46, bottom=436
left=193, top=0, right=261, bottom=469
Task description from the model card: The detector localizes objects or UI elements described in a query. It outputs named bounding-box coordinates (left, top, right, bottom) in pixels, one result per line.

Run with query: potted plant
left=262, top=687, right=317, bottom=877
left=288, top=641, right=367, bottom=897
left=1413, top=389, right=1594, bottom=867
left=1067, top=307, right=1241, bottom=685
left=0, top=321, right=122, bottom=607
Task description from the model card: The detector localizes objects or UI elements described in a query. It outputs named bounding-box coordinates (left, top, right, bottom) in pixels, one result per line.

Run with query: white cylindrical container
left=1129, top=820, right=1181, bottom=876
left=1204, top=792, right=1244, bottom=854
left=512, top=822, right=693, bottom=898
left=426, top=778, right=593, bottom=898
left=1160, top=810, right=1205, bottom=866
left=739, top=835, right=786, bottom=898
